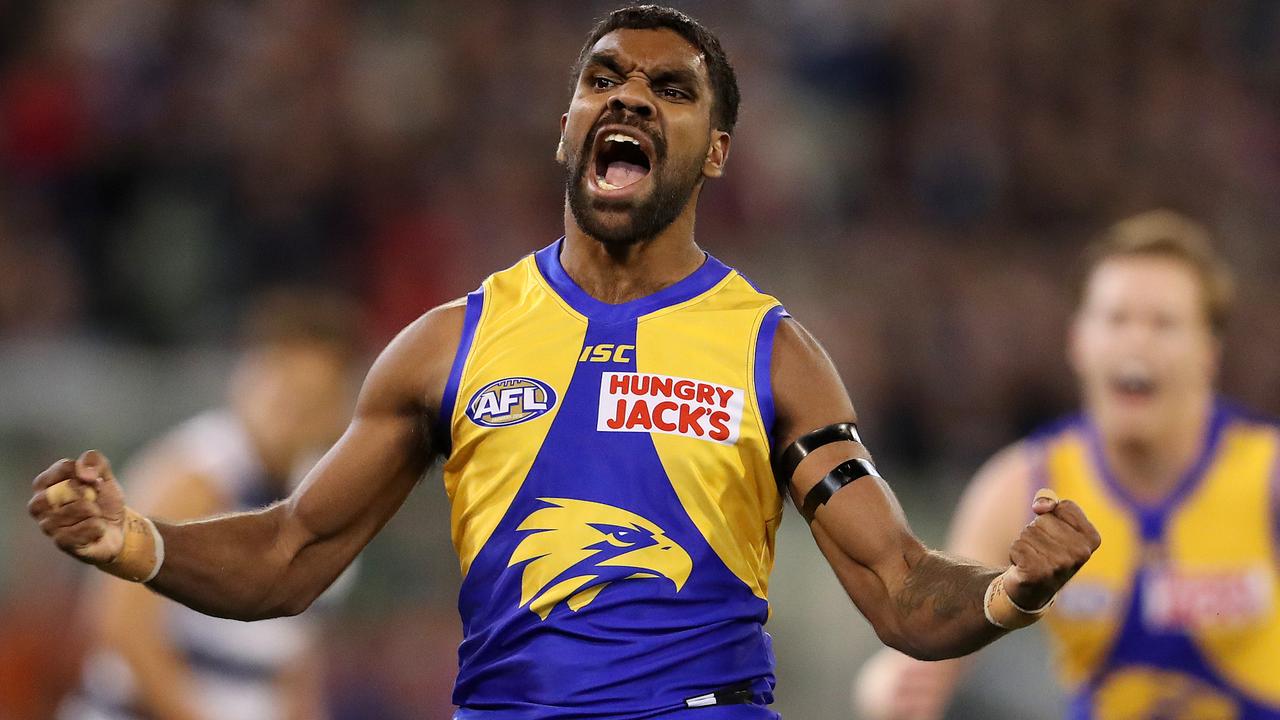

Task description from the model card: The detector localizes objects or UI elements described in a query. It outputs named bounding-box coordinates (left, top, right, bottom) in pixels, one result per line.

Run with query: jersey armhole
left=437, top=287, right=486, bottom=456
left=751, top=304, right=790, bottom=450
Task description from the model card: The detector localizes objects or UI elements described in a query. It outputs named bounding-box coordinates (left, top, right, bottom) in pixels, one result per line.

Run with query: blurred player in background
left=59, top=289, right=361, bottom=720
left=856, top=210, right=1280, bottom=720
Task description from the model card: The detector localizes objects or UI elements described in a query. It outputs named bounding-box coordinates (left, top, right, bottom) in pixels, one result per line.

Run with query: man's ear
left=702, top=130, right=731, bottom=178
left=556, top=113, right=569, bottom=163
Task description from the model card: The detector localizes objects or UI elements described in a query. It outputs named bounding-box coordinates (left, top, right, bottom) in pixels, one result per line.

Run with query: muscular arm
left=853, top=443, right=1046, bottom=720
left=31, top=301, right=465, bottom=621
left=148, top=302, right=463, bottom=619
left=772, top=318, right=1097, bottom=660
left=874, top=444, right=1040, bottom=657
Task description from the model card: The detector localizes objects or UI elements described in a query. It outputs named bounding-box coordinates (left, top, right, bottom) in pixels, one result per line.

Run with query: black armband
left=800, top=457, right=881, bottom=522
left=774, top=421, right=862, bottom=491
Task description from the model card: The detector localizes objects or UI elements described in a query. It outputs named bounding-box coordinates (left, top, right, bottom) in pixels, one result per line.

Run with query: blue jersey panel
left=452, top=317, right=776, bottom=718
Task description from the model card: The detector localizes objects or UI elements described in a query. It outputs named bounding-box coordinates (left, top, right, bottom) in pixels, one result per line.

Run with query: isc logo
left=466, top=377, right=558, bottom=428
left=578, top=344, right=635, bottom=363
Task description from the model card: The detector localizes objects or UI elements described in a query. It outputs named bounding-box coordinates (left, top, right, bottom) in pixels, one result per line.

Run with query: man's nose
left=1120, top=320, right=1158, bottom=349
left=607, top=79, right=656, bottom=119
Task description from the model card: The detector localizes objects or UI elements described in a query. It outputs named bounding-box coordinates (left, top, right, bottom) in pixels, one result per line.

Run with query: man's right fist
left=28, top=450, right=127, bottom=565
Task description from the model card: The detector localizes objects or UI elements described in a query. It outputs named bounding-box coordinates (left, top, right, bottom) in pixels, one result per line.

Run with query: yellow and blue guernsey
left=1030, top=402, right=1280, bottom=720
left=439, top=239, right=789, bottom=719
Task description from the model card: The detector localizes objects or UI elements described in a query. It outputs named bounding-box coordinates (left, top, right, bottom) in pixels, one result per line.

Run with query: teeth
left=605, top=133, right=640, bottom=146
left=597, top=176, right=621, bottom=190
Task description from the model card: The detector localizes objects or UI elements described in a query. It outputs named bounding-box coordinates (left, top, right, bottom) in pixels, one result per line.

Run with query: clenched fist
left=1002, top=491, right=1101, bottom=611
left=27, top=450, right=127, bottom=565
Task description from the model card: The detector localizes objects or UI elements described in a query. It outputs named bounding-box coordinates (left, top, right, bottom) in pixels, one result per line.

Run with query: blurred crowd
left=4, top=0, right=1279, bottom=464
left=2, top=1, right=1278, bottom=718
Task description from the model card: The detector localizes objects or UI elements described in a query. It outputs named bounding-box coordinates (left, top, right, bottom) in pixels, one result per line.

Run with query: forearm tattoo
left=895, top=550, right=998, bottom=621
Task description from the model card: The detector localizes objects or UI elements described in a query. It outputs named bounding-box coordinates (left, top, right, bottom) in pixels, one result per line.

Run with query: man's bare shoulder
left=405, top=296, right=468, bottom=349
left=974, top=442, right=1034, bottom=491
left=948, top=441, right=1036, bottom=560
left=362, top=298, right=470, bottom=418
left=958, top=441, right=1037, bottom=521
left=772, top=316, right=826, bottom=366
left=770, top=316, right=858, bottom=449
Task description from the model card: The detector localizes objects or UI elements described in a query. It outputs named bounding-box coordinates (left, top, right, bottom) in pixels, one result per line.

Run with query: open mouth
left=592, top=128, right=653, bottom=192
left=1109, top=365, right=1159, bottom=401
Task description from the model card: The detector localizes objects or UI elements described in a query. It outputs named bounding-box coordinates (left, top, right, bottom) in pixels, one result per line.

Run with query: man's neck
left=561, top=209, right=705, bottom=305
left=1098, top=394, right=1215, bottom=503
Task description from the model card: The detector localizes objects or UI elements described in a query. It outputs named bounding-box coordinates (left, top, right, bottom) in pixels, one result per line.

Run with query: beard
left=564, top=122, right=706, bottom=247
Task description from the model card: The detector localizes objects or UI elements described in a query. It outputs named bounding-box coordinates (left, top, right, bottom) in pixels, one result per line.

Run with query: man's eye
left=660, top=87, right=687, bottom=100
left=592, top=76, right=616, bottom=90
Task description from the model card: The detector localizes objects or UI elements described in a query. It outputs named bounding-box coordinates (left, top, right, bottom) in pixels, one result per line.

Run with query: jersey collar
left=1083, top=398, right=1230, bottom=540
left=534, top=237, right=732, bottom=324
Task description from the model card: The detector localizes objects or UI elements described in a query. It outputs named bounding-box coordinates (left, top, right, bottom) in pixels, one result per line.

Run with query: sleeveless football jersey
left=441, top=239, right=788, bottom=719
left=1030, top=401, right=1280, bottom=720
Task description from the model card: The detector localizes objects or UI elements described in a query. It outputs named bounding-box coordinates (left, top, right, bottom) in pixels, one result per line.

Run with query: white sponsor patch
left=597, top=372, right=744, bottom=444
left=1054, top=581, right=1119, bottom=619
left=1142, top=565, right=1273, bottom=630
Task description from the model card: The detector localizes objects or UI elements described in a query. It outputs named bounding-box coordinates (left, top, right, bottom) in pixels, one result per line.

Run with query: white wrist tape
left=983, top=570, right=1054, bottom=630
left=140, top=516, right=164, bottom=583
left=100, top=508, right=164, bottom=583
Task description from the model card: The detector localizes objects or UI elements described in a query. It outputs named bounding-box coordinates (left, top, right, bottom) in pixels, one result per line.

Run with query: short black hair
left=572, top=5, right=740, bottom=133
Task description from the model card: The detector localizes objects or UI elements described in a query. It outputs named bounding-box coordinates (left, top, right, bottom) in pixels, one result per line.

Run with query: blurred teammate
left=28, top=7, right=1100, bottom=719
left=59, top=290, right=361, bottom=720
left=855, top=211, right=1280, bottom=720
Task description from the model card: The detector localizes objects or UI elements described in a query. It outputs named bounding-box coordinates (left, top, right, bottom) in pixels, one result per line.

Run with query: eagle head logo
left=507, top=497, right=693, bottom=620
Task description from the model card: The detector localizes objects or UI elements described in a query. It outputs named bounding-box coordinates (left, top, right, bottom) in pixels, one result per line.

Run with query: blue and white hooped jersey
left=63, top=411, right=333, bottom=720
left=441, top=239, right=789, bottom=719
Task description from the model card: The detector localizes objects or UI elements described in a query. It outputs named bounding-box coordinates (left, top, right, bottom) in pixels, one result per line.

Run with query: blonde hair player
left=54, top=289, right=361, bottom=720
left=855, top=210, right=1280, bottom=720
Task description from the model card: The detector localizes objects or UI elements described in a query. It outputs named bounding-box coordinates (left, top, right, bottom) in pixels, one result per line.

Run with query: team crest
left=507, top=498, right=692, bottom=620
left=466, top=377, right=557, bottom=428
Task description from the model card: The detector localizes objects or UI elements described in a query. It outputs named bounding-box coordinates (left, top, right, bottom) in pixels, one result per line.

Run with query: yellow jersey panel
left=1033, top=404, right=1280, bottom=719
left=1168, top=424, right=1280, bottom=705
left=442, top=259, right=587, bottom=576
left=1041, top=429, right=1142, bottom=689
left=440, top=240, right=788, bottom=719
left=637, top=272, right=784, bottom=603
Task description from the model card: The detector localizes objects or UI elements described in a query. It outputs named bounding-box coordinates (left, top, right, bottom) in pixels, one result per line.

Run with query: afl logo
left=466, top=377, right=558, bottom=428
